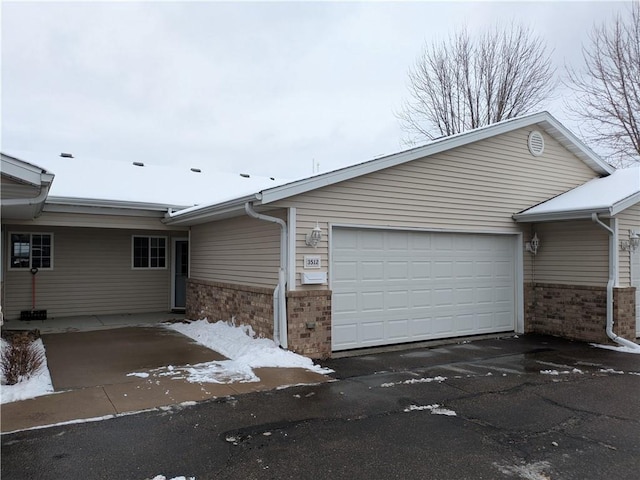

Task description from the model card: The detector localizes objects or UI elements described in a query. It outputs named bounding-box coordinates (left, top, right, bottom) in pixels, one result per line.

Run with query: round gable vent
left=528, top=130, right=545, bottom=156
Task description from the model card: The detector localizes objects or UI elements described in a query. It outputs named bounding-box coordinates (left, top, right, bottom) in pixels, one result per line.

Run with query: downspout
left=244, top=202, right=288, bottom=349
left=592, top=213, right=640, bottom=350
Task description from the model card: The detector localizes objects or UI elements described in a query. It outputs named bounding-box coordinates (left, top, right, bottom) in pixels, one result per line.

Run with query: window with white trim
left=10, top=233, right=53, bottom=270
left=132, top=236, right=167, bottom=269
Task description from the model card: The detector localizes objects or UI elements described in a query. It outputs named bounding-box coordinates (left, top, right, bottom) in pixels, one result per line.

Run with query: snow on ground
left=540, top=368, right=584, bottom=375
left=380, top=376, right=447, bottom=388
left=1, top=338, right=54, bottom=404
left=591, top=343, right=640, bottom=354
left=404, top=404, right=457, bottom=416
left=151, top=476, right=195, bottom=480
left=165, top=319, right=333, bottom=384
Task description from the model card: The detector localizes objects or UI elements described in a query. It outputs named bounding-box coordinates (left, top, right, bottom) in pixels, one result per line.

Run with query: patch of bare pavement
left=2, top=334, right=639, bottom=480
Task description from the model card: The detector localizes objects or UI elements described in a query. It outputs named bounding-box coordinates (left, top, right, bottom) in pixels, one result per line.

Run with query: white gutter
left=244, top=202, right=288, bottom=349
left=2, top=184, right=51, bottom=207
left=592, top=213, right=640, bottom=350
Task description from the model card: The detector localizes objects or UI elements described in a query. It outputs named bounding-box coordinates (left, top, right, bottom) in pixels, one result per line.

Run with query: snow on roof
left=515, top=166, right=640, bottom=221
left=3, top=150, right=288, bottom=208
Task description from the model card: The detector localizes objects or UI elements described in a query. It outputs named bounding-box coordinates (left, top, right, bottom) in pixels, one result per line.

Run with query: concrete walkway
left=1, top=326, right=330, bottom=433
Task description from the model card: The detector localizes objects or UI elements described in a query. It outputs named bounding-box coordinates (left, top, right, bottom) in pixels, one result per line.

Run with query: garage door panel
left=332, top=228, right=516, bottom=351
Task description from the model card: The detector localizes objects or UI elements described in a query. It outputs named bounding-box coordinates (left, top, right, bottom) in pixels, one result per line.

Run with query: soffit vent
left=528, top=130, right=545, bottom=157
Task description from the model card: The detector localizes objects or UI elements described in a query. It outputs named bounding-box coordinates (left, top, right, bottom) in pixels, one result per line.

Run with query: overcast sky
left=1, top=1, right=631, bottom=179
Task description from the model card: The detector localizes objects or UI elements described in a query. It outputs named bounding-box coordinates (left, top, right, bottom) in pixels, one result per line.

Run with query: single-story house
left=2, top=111, right=639, bottom=358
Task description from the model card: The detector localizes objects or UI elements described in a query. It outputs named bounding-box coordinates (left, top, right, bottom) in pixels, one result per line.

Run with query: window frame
left=131, top=235, right=168, bottom=270
left=8, top=232, right=54, bottom=271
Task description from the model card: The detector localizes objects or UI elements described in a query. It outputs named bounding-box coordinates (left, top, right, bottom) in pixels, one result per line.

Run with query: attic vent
left=190, top=168, right=202, bottom=173
left=240, top=173, right=250, bottom=178
left=60, top=152, right=74, bottom=158
left=133, top=162, right=144, bottom=167
left=528, top=130, right=545, bottom=157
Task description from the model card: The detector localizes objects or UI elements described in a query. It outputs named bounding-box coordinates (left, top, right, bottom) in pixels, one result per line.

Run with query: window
left=10, top=233, right=53, bottom=270
left=133, top=236, right=167, bottom=269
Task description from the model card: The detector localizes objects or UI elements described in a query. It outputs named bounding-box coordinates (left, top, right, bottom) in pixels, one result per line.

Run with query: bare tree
left=398, top=24, right=555, bottom=143
left=565, top=1, right=640, bottom=166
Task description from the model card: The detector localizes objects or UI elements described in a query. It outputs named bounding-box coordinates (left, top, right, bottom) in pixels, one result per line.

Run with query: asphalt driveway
left=2, top=334, right=639, bottom=479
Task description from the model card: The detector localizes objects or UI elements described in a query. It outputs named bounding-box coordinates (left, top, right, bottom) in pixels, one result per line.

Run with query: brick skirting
left=524, top=282, right=636, bottom=343
left=186, top=279, right=275, bottom=339
left=287, top=290, right=332, bottom=359
left=187, top=279, right=332, bottom=359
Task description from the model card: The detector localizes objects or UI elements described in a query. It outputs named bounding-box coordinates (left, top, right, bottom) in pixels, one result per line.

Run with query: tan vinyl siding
left=190, top=211, right=284, bottom=288
left=8, top=211, right=184, bottom=231
left=273, top=127, right=600, bottom=288
left=617, top=203, right=640, bottom=286
left=1, top=176, right=40, bottom=199
left=526, top=220, right=609, bottom=286
left=2, top=226, right=181, bottom=319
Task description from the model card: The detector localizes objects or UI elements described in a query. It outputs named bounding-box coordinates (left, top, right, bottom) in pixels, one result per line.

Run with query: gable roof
left=513, top=166, right=640, bottom=222
left=165, top=111, right=614, bottom=225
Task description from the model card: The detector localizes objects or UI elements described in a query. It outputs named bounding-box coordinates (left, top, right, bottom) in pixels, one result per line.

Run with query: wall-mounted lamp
left=620, top=230, right=640, bottom=252
left=305, top=222, right=323, bottom=247
left=525, top=233, right=540, bottom=255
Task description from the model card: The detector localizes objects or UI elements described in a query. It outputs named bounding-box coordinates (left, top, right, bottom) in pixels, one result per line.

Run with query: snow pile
left=167, top=320, right=332, bottom=384
left=1, top=338, right=54, bottom=404
left=404, top=404, right=457, bottom=416
left=540, top=368, right=583, bottom=375
left=591, top=343, right=640, bottom=355
left=151, top=476, right=195, bottom=480
left=381, top=375, right=447, bottom=388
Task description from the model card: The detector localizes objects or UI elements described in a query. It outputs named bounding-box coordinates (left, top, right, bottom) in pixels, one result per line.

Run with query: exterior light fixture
left=305, top=222, right=323, bottom=247
left=525, top=233, right=540, bottom=255
left=620, top=230, right=640, bottom=252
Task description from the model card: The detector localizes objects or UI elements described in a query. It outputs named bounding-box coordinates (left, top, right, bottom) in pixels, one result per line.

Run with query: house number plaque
left=304, top=255, right=321, bottom=269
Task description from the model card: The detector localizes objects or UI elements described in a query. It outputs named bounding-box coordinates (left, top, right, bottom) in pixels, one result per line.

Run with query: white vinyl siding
left=273, top=127, right=599, bottom=288
left=332, top=228, right=516, bottom=350
left=2, top=226, right=179, bottom=319
left=526, top=220, right=609, bottom=286
left=190, top=210, right=285, bottom=288
left=616, top=204, right=640, bottom=287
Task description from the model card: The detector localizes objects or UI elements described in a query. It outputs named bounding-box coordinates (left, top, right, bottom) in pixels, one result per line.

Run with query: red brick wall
left=524, top=282, right=636, bottom=344
left=186, top=279, right=274, bottom=339
left=286, top=290, right=332, bottom=359
left=613, top=287, right=636, bottom=340
left=187, top=279, right=333, bottom=358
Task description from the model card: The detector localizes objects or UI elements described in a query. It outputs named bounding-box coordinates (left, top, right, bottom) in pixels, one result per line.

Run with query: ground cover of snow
left=591, top=343, right=640, bottom=354
left=403, top=404, right=457, bottom=416
left=164, top=319, right=333, bottom=384
left=1, top=338, right=54, bottom=404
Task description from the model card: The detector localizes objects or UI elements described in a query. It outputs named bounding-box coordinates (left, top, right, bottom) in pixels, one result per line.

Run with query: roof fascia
left=259, top=112, right=612, bottom=205
left=45, top=196, right=186, bottom=212
left=513, top=208, right=610, bottom=223
left=162, top=194, right=258, bottom=226
left=43, top=202, right=169, bottom=218
left=611, top=192, right=640, bottom=216
left=1, top=154, right=54, bottom=187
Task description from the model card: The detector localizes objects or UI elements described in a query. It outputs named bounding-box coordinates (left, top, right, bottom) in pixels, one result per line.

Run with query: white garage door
left=332, top=228, right=516, bottom=351
left=631, top=249, right=640, bottom=337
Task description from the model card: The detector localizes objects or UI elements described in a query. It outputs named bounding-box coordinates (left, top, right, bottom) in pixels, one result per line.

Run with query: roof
left=513, top=166, right=640, bottom=222
left=2, top=150, right=288, bottom=211
left=165, top=111, right=615, bottom=225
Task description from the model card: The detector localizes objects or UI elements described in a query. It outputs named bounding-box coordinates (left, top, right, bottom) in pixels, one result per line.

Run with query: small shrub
left=1, top=333, right=44, bottom=385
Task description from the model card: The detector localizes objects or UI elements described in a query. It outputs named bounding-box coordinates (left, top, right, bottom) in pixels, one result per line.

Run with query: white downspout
left=592, top=213, right=640, bottom=350
left=245, top=202, right=288, bottom=349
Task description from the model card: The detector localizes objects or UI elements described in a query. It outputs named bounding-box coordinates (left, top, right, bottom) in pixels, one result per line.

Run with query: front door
left=173, top=239, right=188, bottom=310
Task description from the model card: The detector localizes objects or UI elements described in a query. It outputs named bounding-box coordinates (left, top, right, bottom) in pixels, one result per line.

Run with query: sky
left=1, top=1, right=632, bottom=180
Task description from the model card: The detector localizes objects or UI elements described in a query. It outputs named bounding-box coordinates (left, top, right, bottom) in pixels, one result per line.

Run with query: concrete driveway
left=2, top=334, right=639, bottom=479
left=1, top=325, right=329, bottom=433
